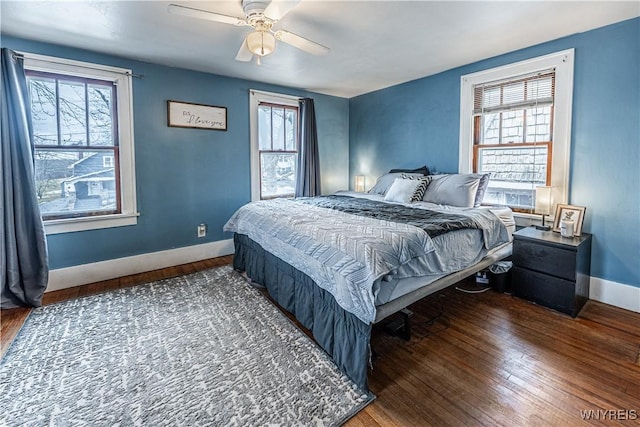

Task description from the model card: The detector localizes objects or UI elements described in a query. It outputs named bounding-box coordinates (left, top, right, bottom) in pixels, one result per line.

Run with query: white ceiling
left=1, top=1, right=638, bottom=98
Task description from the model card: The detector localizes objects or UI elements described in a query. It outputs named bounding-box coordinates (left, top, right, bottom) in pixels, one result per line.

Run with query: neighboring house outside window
left=28, top=70, right=119, bottom=219
left=460, top=49, right=574, bottom=215
left=258, top=102, right=298, bottom=199
left=23, top=53, right=137, bottom=234
left=249, top=90, right=300, bottom=201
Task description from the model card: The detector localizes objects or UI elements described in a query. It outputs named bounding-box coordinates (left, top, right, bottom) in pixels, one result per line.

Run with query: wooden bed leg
left=384, top=308, right=414, bottom=341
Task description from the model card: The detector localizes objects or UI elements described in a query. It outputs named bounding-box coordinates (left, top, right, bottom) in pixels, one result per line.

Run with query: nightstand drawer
left=513, top=239, right=576, bottom=281
left=512, top=266, right=577, bottom=315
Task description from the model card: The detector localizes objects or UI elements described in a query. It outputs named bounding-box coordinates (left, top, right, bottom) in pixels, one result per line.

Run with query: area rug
left=0, top=265, right=374, bottom=426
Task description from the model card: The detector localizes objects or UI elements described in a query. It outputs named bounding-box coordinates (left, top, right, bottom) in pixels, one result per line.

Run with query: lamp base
left=535, top=225, right=551, bottom=231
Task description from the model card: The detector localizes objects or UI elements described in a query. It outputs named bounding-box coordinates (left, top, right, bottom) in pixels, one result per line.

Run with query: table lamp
left=535, top=186, right=553, bottom=231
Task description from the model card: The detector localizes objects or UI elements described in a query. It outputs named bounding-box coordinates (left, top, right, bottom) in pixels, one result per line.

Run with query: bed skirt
left=233, top=233, right=372, bottom=391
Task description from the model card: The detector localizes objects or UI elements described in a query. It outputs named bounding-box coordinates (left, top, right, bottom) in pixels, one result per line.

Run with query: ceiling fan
left=168, top=0, right=330, bottom=63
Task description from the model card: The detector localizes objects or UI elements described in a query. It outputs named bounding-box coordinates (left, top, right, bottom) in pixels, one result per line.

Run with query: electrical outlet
left=197, top=224, right=206, bottom=238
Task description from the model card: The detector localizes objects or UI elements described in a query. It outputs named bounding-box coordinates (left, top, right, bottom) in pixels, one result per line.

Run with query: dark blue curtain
left=1, top=48, right=49, bottom=308
left=295, top=98, right=321, bottom=197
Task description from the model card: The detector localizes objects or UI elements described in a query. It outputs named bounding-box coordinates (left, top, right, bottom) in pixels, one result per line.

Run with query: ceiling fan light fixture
left=246, top=30, right=276, bottom=56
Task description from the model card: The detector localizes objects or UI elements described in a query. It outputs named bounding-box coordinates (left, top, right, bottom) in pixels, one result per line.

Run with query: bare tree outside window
left=27, top=71, right=119, bottom=220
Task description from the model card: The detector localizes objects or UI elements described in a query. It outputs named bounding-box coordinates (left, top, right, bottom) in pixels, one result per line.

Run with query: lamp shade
left=246, top=31, right=276, bottom=56
left=535, top=186, right=553, bottom=215
left=354, top=175, right=365, bottom=192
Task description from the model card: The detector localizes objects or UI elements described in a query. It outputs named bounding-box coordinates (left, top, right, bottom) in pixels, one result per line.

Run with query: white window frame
left=459, top=49, right=574, bottom=220
left=248, top=89, right=300, bottom=201
left=23, top=52, right=138, bottom=234
left=103, top=155, right=115, bottom=168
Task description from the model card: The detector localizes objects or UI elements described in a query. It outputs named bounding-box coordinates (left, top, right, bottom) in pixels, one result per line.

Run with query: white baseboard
left=47, top=239, right=235, bottom=293
left=590, top=276, right=640, bottom=313
left=46, top=242, right=640, bottom=314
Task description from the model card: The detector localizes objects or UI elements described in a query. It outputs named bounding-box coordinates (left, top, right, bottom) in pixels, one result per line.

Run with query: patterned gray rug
left=0, top=265, right=374, bottom=426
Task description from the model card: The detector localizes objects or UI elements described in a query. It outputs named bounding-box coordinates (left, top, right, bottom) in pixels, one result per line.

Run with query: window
left=249, top=90, right=300, bottom=200
left=103, top=156, right=115, bottom=168
left=258, top=103, right=298, bottom=199
left=23, top=53, right=137, bottom=234
left=473, top=71, right=554, bottom=210
left=28, top=71, right=119, bottom=219
left=460, top=49, right=574, bottom=214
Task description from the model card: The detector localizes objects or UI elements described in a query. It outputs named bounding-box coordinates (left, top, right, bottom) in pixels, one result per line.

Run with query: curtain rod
left=11, top=51, right=144, bottom=79
left=249, top=88, right=301, bottom=101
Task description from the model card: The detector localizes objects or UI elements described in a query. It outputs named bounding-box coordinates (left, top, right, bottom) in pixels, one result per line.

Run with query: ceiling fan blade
left=168, top=4, right=247, bottom=26
left=263, top=0, right=301, bottom=21
left=274, top=30, right=329, bottom=56
left=235, top=39, right=254, bottom=62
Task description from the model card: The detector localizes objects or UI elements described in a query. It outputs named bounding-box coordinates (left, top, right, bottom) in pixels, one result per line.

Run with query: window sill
left=44, top=212, right=139, bottom=235
left=512, top=211, right=555, bottom=229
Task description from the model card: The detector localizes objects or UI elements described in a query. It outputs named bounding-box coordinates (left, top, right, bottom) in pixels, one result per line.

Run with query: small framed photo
left=552, top=204, right=586, bottom=235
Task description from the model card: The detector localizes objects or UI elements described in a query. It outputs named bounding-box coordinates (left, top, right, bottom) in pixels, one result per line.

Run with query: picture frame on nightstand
left=552, top=204, right=586, bottom=235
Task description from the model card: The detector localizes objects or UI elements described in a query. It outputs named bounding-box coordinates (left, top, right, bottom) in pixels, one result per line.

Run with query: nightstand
left=512, top=227, right=592, bottom=317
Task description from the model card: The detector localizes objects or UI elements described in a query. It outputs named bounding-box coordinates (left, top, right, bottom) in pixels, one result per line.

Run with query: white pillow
left=368, top=172, right=423, bottom=195
left=384, top=178, right=422, bottom=203
left=422, top=174, right=481, bottom=207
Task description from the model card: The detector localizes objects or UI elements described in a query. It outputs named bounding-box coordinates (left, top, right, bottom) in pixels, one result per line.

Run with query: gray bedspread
left=298, top=195, right=506, bottom=248
left=224, top=196, right=509, bottom=324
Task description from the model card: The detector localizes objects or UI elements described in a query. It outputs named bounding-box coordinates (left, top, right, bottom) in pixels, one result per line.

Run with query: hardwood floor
left=2, top=256, right=639, bottom=426
left=356, top=289, right=640, bottom=426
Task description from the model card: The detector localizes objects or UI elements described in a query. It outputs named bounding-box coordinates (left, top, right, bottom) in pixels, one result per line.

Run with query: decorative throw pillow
left=401, top=173, right=432, bottom=202
left=388, top=165, right=430, bottom=176
left=474, top=174, right=490, bottom=207
left=384, top=178, right=422, bottom=204
left=368, top=172, right=423, bottom=195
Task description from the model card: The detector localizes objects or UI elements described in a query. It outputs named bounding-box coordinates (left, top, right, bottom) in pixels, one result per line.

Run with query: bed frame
left=233, top=233, right=512, bottom=392
left=374, top=243, right=512, bottom=322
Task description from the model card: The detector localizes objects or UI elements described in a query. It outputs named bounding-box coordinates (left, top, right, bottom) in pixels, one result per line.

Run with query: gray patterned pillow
left=474, top=174, right=490, bottom=207
left=401, top=174, right=432, bottom=202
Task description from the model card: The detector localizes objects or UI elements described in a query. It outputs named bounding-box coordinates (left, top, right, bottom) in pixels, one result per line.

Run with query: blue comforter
left=224, top=196, right=508, bottom=324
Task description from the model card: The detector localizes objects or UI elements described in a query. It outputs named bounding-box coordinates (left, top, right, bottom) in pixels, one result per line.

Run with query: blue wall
left=349, top=18, right=640, bottom=287
left=4, top=18, right=639, bottom=288
left=1, top=36, right=350, bottom=269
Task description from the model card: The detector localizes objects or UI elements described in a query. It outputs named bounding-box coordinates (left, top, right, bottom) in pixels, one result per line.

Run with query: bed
left=224, top=172, right=515, bottom=391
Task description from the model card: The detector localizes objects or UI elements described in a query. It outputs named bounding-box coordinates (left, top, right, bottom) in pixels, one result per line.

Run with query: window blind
left=473, top=69, right=555, bottom=115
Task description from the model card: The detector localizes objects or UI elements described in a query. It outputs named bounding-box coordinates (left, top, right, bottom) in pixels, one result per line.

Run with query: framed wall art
left=552, top=204, right=586, bottom=236
left=167, top=100, right=227, bottom=131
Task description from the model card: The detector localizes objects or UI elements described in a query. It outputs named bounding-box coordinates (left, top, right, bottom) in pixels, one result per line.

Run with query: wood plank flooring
left=2, top=256, right=639, bottom=426
left=359, top=288, right=640, bottom=426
